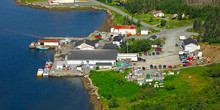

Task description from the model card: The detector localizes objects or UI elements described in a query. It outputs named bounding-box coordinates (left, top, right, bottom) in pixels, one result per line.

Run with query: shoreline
left=14, top=1, right=111, bottom=109
left=14, top=0, right=114, bottom=33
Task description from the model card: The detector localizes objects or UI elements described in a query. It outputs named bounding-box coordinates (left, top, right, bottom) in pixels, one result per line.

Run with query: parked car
left=182, top=60, right=189, bottom=63
left=175, top=44, right=178, bottom=47
left=144, top=51, right=148, bottom=56
left=156, top=52, right=160, bottom=55
left=154, top=66, right=157, bottom=69
left=185, top=62, right=192, bottom=65
left=163, top=65, right=166, bottom=69
left=183, top=64, right=187, bottom=67
left=148, top=52, right=151, bottom=56
left=168, top=66, right=173, bottom=68
left=150, top=64, right=153, bottom=69
left=139, top=53, right=142, bottom=56
left=159, top=65, right=162, bottom=69
left=161, top=16, right=165, bottom=18
left=152, top=52, right=155, bottom=55
left=146, top=66, right=150, bottom=70
left=178, top=64, right=183, bottom=67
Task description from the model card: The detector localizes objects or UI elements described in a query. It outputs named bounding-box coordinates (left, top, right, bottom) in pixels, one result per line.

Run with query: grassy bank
left=21, top=0, right=46, bottom=3
left=90, top=63, right=220, bottom=109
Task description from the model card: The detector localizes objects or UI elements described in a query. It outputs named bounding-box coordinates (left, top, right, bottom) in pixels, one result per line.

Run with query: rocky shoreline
left=82, top=75, right=103, bottom=110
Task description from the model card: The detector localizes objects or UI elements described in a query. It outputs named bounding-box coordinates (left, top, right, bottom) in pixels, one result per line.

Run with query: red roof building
left=114, top=25, right=137, bottom=29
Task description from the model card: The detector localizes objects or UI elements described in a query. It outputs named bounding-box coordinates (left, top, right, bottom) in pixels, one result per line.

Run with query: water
left=0, top=0, right=107, bottom=110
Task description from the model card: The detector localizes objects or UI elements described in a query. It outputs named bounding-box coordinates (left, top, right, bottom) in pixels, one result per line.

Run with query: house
left=151, top=43, right=158, bottom=47
left=66, top=50, right=117, bottom=69
left=117, top=53, right=138, bottom=62
left=153, top=10, right=164, bottom=17
left=183, top=38, right=200, bottom=52
left=37, top=40, right=59, bottom=47
left=111, top=25, right=137, bottom=35
left=50, top=0, right=74, bottom=4
left=113, top=36, right=124, bottom=46
left=103, top=43, right=117, bottom=49
left=141, top=27, right=148, bottom=35
left=150, top=35, right=158, bottom=41
left=74, top=39, right=98, bottom=50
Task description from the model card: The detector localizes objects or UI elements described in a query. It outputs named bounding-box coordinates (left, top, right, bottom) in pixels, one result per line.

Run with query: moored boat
left=36, top=46, right=49, bottom=50
left=37, top=68, right=43, bottom=77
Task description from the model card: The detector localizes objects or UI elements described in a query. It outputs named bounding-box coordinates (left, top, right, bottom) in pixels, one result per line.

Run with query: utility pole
left=126, top=41, right=129, bottom=53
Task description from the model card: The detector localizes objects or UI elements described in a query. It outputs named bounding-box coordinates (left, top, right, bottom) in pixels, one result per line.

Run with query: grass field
left=90, top=63, right=220, bottom=110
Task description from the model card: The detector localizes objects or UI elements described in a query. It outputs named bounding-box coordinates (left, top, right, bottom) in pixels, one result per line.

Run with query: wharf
left=48, top=43, right=87, bottom=77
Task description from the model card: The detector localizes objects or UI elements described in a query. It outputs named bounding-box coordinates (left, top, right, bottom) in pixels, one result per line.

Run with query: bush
left=96, top=66, right=100, bottom=70
left=165, top=84, right=175, bottom=90
left=109, top=98, right=119, bottom=108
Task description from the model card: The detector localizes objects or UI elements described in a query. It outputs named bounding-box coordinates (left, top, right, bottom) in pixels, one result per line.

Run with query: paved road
left=129, top=25, right=199, bottom=67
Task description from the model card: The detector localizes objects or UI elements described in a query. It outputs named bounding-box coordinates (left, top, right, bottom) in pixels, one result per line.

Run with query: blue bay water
left=0, top=0, right=107, bottom=110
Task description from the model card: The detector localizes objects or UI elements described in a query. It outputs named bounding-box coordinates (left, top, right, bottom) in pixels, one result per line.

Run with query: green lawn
left=90, top=63, right=220, bottom=110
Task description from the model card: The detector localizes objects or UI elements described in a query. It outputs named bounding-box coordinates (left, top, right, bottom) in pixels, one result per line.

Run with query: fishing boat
left=43, top=61, right=52, bottom=76
left=36, top=45, right=49, bottom=50
left=37, top=68, right=43, bottom=77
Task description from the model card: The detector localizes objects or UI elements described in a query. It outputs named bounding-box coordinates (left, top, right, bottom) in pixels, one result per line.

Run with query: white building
left=66, top=50, right=117, bottom=69
left=50, top=0, right=80, bottom=4
left=111, top=25, right=137, bottom=35
left=56, top=61, right=67, bottom=70
left=153, top=10, right=164, bottom=17
left=183, top=38, right=200, bottom=52
left=75, top=39, right=98, bottom=50
left=37, top=40, right=59, bottom=47
left=117, top=53, right=138, bottom=62
left=180, top=36, right=187, bottom=40
left=141, top=27, right=148, bottom=35
left=151, top=43, right=158, bottom=47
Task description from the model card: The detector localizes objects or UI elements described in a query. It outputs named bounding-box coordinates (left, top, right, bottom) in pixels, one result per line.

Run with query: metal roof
left=67, top=50, right=117, bottom=60
left=75, top=39, right=98, bottom=47
left=96, top=63, right=112, bottom=66
left=183, top=38, right=197, bottom=45
left=103, top=43, right=117, bottom=49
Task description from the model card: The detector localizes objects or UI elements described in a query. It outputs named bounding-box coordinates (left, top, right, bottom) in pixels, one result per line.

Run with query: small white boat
left=37, top=68, right=43, bottom=77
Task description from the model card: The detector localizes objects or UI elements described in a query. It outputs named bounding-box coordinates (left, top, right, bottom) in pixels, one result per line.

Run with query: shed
left=141, top=27, right=148, bottom=35
left=150, top=35, right=158, bottom=41
left=151, top=43, right=158, bottom=47
left=117, top=53, right=138, bottom=62
left=38, top=40, right=59, bottom=47
left=56, top=61, right=67, bottom=70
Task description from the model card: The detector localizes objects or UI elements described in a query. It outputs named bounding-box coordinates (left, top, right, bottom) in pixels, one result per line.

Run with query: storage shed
left=117, top=53, right=138, bottom=62
left=38, top=40, right=59, bottom=47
